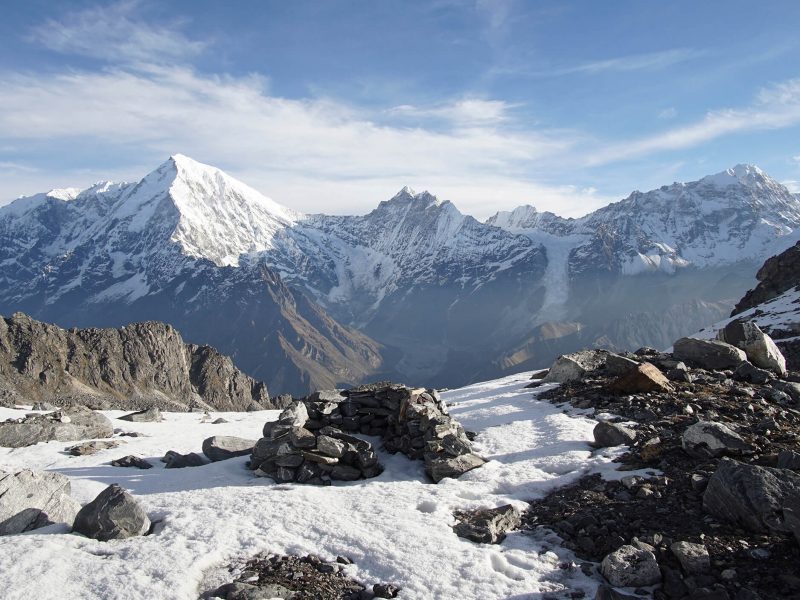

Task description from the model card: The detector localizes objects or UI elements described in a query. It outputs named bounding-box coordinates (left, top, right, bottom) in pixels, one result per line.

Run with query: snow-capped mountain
left=1, top=155, right=798, bottom=393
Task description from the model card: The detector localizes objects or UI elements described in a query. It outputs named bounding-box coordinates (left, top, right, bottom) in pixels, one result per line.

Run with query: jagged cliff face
left=0, top=313, right=271, bottom=410
left=732, top=240, right=800, bottom=316
left=1, top=156, right=798, bottom=391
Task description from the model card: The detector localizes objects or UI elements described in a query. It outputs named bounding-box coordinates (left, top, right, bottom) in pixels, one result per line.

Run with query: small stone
left=600, top=544, right=661, bottom=587
left=110, top=455, right=153, bottom=469
left=670, top=541, right=711, bottom=574
left=453, top=504, right=522, bottom=544
left=593, top=421, right=637, bottom=448
left=163, top=450, right=207, bottom=468
left=67, top=440, right=121, bottom=456
left=373, top=583, right=401, bottom=598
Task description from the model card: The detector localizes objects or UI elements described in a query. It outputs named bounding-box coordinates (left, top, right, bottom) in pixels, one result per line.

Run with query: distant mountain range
left=2, top=155, right=798, bottom=395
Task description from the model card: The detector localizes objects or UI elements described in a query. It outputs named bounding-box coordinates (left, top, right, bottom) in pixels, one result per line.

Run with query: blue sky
left=1, top=0, right=800, bottom=218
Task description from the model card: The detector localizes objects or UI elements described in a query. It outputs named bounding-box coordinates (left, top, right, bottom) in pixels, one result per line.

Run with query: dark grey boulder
left=593, top=421, right=636, bottom=448
left=542, top=350, right=610, bottom=384
left=0, top=469, right=80, bottom=535
left=772, top=380, right=800, bottom=403
left=426, top=453, right=485, bottom=483
left=72, top=484, right=150, bottom=541
left=594, top=585, right=640, bottom=600
left=373, top=583, right=401, bottom=598
left=31, top=402, right=58, bottom=411
left=732, top=361, right=773, bottom=384
left=111, top=455, right=153, bottom=469
left=162, top=450, right=207, bottom=468
left=0, top=407, right=114, bottom=448
left=673, top=337, right=747, bottom=370
left=703, top=458, right=800, bottom=533
left=202, top=436, right=257, bottom=462
left=118, top=407, right=162, bottom=422
left=681, top=421, right=753, bottom=459
left=778, top=450, right=800, bottom=470
left=453, top=504, right=522, bottom=544
left=670, top=541, right=710, bottom=574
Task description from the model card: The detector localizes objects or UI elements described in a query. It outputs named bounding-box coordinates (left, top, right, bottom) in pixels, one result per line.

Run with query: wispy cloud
left=559, top=48, right=702, bottom=75
left=658, top=107, right=678, bottom=120
left=28, top=1, right=204, bottom=65
left=588, top=78, right=800, bottom=165
left=387, top=98, right=515, bottom=127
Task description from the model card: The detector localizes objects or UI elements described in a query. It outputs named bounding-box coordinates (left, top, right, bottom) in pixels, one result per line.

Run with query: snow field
left=0, top=373, right=634, bottom=600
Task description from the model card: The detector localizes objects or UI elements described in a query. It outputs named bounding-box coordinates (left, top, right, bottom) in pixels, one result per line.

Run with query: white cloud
left=28, top=1, right=204, bottom=65
left=658, top=107, right=678, bottom=120
left=792, top=155, right=800, bottom=164
left=588, top=79, right=800, bottom=165
left=783, top=180, right=800, bottom=193
left=550, top=48, right=702, bottom=76
left=387, top=98, right=514, bottom=126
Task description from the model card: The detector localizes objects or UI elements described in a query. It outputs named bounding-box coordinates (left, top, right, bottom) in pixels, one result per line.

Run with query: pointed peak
left=388, top=186, right=445, bottom=208
left=700, top=163, right=771, bottom=188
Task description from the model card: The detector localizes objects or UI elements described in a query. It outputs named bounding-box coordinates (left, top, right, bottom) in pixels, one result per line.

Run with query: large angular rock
left=0, top=407, right=114, bottom=448
left=111, top=455, right=153, bottom=469
left=67, top=440, right=121, bottom=456
left=681, top=421, right=753, bottom=459
left=719, top=320, right=787, bottom=377
left=0, top=470, right=80, bottom=535
left=703, top=458, right=800, bottom=533
left=672, top=337, right=747, bottom=370
left=118, top=407, right=162, bottom=422
left=542, top=350, right=609, bottom=384
left=162, top=450, right=207, bottom=468
left=670, top=541, right=710, bottom=574
left=593, top=421, right=636, bottom=448
left=72, top=484, right=150, bottom=541
left=607, top=362, right=673, bottom=394
left=453, top=504, right=522, bottom=544
left=600, top=544, right=661, bottom=587
left=426, top=453, right=486, bottom=483
left=202, top=436, right=257, bottom=462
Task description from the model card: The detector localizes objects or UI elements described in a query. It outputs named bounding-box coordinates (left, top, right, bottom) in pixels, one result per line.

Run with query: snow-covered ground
left=0, top=373, right=638, bottom=600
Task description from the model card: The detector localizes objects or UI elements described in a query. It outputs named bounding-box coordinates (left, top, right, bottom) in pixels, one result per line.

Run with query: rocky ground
left=523, top=327, right=800, bottom=600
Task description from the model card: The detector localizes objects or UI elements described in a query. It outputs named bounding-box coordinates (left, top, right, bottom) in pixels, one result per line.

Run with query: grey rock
left=703, top=457, right=800, bottom=533
left=72, top=484, right=150, bottom=541
left=309, top=390, right=346, bottom=402
left=732, top=361, right=773, bottom=385
left=593, top=421, right=637, bottom=448
left=604, top=353, right=640, bottom=377
left=0, top=313, right=273, bottom=411
left=118, top=407, right=162, bottom=422
left=0, top=407, right=114, bottom=448
left=681, top=421, right=753, bottom=459
left=31, top=402, right=58, bottom=411
left=67, top=440, right=121, bottom=456
left=600, top=544, right=661, bottom=587
left=542, top=350, right=610, bottom=383
left=670, top=541, right=711, bottom=574
left=316, top=435, right=346, bottom=458
left=673, top=337, right=747, bottom=370
left=289, top=427, right=316, bottom=449
left=202, top=436, right=256, bottom=462
left=211, top=417, right=229, bottom=424
left=719, top=320, right=787, bottom=377
left=163, top=450, right=207, bottom=468
left=426, top=453, right=486, bottom=483
left=373, top=583, right=401, bottom=598
left=330, top=464, right=362, bottom=481
left=777, top=449, right=800, bottom=470
left=453, top=504, right=522, bottom=544
left=0, top=469, right=80, bottom=535
left=607, top=362, right=673, bottom=394
left=594, top=585, right=640, bottom=600
left=784, top=503, right=800, bottom=547
left=772, top=380, right=800, bottom=403
left=111, top=455, right=153, bottom=469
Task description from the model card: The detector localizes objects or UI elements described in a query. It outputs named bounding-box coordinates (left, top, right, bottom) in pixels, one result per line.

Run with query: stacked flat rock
left=251, top=383, right=484, bottom=484
left=250, top=402, right=382, bottom=485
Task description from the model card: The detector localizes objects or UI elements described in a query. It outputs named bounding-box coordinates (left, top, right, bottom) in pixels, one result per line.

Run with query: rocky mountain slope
left=0, top=312, right=275, bottom=411
left=1, top=156, right=799, bottom=393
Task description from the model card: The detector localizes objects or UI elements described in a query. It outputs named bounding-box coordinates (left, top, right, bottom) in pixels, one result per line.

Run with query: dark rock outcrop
left=72, top=484, right=150, bottom=541
left=733, top=240, right=800, bottom=315
left=0, top=312, right=273, bottom=411
left=672, top=337, right=747, bottom=370
left=111, top=455, right=153, bottom=469
left=0, top=407, right=114, bottom=448
left=0, top=469, right=80, bottom=535
left=202, top=436, right=256, bottom=462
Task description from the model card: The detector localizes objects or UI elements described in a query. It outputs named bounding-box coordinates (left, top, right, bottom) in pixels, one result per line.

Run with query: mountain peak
left=700, top=163, right=771, bottom=188
left=387, top=186, right=447, bottom=210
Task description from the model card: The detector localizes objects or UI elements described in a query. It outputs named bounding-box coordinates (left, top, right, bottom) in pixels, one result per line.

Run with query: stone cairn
left=250, top=383, right=485, bottom=485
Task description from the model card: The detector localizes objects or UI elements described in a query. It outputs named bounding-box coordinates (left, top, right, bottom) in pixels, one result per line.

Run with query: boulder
left=719, top=320, right=787, bottom=377
left=600, top=544, right=661, bottom=587
left=118, top=407, right=162, bottom=422
left=453, top=504, right=522, bottom=544
left=593, top=585, right=640, bottom=600
left=72, top=484, right=150, bottom=541
left=593, top=421, right=637, bottom=448
left=777, top=450, right=800, bottom=470
left=162, top=450, right=207, bottom=468
left=772, top=380, right=800, bottom=403
left=32, top=402, right=58, bottom=411
left=202, top=436, right=257, bottom=462
left=426, top=453, right=486, bottom=483
left=703, top=458, right=800, bottom=533
left=672, top=337, right=747, bottom=370
left=604, top=353, right=640, bottom=377
left=0, top=407, right=114, bottom=448
left=67, top=440, right=121, bottom=456
left=0, top=470, right=80, bottom=535
left=681, top=421, right=752, bottom=459
left=607, top=362, right=673, bottom=394
left=542, top=350, right=610, bottom=383
left=670, top=541, right=711, bottom=574
left=732, top=361, right=773, bottom=385
left=111, top=455, right=153, bottom=469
